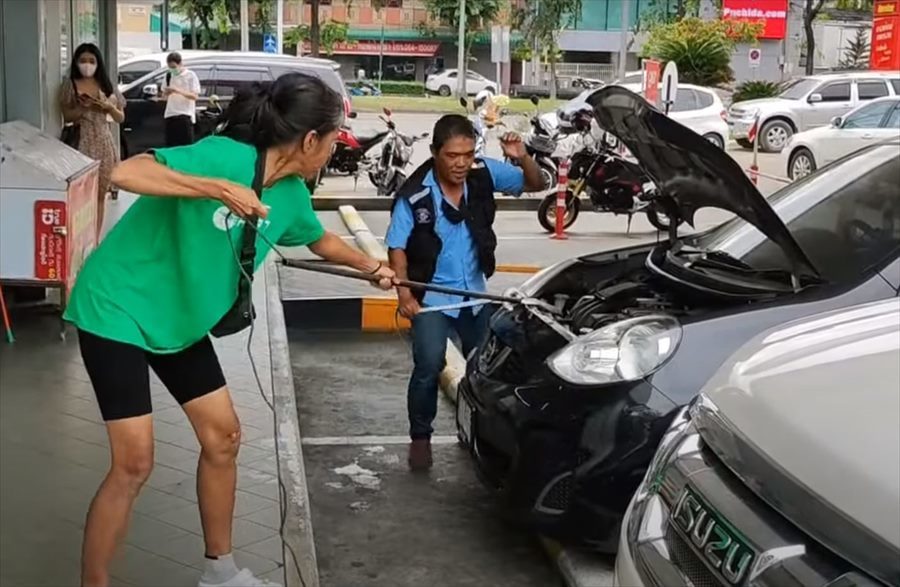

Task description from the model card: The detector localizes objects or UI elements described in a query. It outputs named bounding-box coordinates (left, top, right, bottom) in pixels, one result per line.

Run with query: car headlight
left=547, top=315, right=681, bottom=385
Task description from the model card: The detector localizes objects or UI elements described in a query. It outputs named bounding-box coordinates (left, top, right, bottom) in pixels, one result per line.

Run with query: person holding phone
left=161, top=52, right=202, bottom=146
left=60, top=43, right=126, bottom=238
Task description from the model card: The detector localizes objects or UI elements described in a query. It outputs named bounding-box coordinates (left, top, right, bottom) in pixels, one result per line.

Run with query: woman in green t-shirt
left=67, top=73, right=394, bottom=587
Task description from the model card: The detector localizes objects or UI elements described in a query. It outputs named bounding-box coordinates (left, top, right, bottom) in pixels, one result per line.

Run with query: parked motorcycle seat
left=357, top=131, right=390, bottom=150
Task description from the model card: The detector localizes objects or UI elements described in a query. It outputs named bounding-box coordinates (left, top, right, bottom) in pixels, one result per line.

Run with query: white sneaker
left=198, top=568, right=282, bottom=587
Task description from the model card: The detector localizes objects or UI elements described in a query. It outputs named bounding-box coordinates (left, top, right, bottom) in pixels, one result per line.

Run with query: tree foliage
left=171, top=0, right=277, bottom=49
left=422, top=0, right=502, bottom=58
left=285, top=20, right=349, bottom=56
left=643, top=17, right=762, bottom=86
left=838, top=28, right=871, bottom=69
left=732, top=80, right=782, bottom=103
left=513, top=0, right=581, bottom=98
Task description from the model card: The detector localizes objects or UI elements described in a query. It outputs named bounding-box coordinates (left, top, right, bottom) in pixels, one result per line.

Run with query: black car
left=120, top=53, right=350, bottom=156
left=456, top=86, right=900, bottom=551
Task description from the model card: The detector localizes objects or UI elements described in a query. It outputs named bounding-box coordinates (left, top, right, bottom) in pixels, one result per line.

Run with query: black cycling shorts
left=78, top=329, right=226, bottom=421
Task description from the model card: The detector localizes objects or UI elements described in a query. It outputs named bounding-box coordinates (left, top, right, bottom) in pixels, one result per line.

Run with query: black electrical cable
left=226, top=213, right=308, bottom=587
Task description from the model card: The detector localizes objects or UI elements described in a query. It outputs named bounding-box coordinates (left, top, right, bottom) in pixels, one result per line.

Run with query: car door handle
left=862, top=133, right=875, bottom=139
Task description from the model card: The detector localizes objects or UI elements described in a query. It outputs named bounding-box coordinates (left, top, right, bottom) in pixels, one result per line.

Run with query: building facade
left=0, top=0, right=118, bottom=137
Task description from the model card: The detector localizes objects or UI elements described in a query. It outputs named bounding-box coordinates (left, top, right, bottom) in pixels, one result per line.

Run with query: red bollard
left=749, top=163, right=759, bottom=186
left=551, top=160, right=570, bottom=240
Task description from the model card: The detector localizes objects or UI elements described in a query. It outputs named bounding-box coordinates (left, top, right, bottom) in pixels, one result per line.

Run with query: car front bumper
left=727, top=117, right=755, bottom=139
left=456, top=354, right=677, bottom=551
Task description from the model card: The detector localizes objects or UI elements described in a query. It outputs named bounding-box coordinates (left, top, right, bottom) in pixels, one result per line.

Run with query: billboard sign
left=722, top=0, right=789, bottom=40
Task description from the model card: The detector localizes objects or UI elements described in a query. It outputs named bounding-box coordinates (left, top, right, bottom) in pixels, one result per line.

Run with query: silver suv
left=728, top=71, right=900, bottom=152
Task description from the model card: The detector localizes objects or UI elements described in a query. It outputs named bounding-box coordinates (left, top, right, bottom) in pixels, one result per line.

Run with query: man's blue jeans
left=408, top=307, right=492, bottom=440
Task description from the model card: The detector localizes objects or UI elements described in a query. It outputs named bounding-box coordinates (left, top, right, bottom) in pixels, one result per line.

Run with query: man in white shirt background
left=161, top=52, right=201, bottom=146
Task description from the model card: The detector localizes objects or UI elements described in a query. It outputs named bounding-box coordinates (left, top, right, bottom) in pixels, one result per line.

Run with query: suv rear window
left=858, top=80, right=889, bottom=100
left=271, top=65, right=347, bottom=98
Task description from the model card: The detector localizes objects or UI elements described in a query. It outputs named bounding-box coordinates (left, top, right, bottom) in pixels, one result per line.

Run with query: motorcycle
left=537, top=108, right=679, bottom=234
left=328, top=113, right=389, bottom=177
left=517, top=95, right=564, bottom=194
left=366, top=107, right=430, bottom=197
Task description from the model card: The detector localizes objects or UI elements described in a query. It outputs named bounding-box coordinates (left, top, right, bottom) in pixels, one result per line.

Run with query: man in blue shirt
left=386, top=114, right=545, bottom=470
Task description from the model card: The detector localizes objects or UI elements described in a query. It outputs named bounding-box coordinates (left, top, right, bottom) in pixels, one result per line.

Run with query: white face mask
left=78, top=63, right=97, bottom=78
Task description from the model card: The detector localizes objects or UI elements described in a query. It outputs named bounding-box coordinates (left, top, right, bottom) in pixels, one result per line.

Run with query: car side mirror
left=348, top=111, right=358, bottom=119
left=808, top=93, right=823, bottom=104
left=831, top=115, right=843, bottom=127
left=142, top=84, right=158, bottom=98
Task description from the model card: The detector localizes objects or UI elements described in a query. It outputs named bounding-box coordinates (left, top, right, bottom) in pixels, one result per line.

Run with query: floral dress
left=60, top=78, right=125, bottom=199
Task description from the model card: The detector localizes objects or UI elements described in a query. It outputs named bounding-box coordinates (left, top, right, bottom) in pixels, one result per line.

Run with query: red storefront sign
left=34, top=201, right=67, bottom=282
left=643, top=60, right=661, bottom=107
left=302, top=40, right=440, bottom=57
left=722, top=0, right=788, bottom=40
left=871, top=0, right=900, bottom=70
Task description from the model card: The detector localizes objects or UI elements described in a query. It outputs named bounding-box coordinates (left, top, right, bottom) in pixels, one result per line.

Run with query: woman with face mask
left=60, top=43, right=126, bottom=238
left=64, top=73, right=395, bottom=587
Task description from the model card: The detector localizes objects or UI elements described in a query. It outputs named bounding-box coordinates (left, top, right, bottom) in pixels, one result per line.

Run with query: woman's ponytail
left=219, top=73, right=344, bottom=149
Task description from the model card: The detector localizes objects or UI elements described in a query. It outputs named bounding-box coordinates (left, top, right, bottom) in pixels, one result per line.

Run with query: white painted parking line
left=302, top=435, right=459, bottom=446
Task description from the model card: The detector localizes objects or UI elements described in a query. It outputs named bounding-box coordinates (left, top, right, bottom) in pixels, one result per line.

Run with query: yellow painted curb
left=361, top=297, right=410, bottom=332
left=496, top=264, right=541, bottom=274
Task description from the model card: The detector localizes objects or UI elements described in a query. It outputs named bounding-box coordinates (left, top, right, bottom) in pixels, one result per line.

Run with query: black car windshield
left=692, top=145, right=900, bottom=282
left=779, top=78, right=819, bottom=100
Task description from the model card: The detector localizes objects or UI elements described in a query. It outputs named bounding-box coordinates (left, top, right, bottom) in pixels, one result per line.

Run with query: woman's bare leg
left=81, top=415, right=154, bottom=587
left=183, top=387, right=241, bottom=557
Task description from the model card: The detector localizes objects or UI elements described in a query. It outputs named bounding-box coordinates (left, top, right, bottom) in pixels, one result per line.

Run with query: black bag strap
left=235, top=148, right=267, bottom=290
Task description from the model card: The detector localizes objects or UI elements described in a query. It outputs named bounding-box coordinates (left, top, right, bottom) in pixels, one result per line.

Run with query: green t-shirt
left=64, top=136, right=324, bottom=353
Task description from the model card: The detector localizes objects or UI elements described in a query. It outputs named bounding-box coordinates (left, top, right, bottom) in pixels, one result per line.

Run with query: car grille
left=536, top=472, right=574, bottom=514
left=664, top=524, right=722, bottom=587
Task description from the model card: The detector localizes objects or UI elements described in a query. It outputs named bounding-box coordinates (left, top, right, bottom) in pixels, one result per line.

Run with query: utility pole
left=240, top=0, right=249, bottom=51
left=277, top=0, right=285, bottom=53
left=456, top=0, right=467, bottom=97
left=379, top=16, right=385, bottom=91
left=617, top=0, right=630, bottom=82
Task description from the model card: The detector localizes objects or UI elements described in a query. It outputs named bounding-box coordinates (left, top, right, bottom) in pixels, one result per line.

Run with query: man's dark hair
left=166, top=52, right=183, bottom=66
left=431, top=114, right=476, bottom=152
left=219, top=72, right=345, bottom=150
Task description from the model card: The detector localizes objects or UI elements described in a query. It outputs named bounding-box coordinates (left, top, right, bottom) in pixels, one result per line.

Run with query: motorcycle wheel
left=645, top=204, right=681, bottom=232
left=538, top=193, right=580, bottom=233
left=539, top=162, right=557, bottom=193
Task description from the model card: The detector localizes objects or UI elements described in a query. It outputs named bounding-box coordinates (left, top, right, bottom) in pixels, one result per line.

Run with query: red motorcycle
left=328, top=121, right=390, bottom=176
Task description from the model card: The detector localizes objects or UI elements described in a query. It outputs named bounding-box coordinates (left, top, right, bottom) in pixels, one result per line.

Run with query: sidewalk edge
left=265, top=259, right=320, bottom=587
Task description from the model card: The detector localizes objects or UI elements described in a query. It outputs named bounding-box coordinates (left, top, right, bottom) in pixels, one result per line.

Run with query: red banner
left=302, top=40, right=440, bottom=57
left=871, top=1, right=900, bottom=70
left=643, top=60, right=661, bottom=107
left=34, top=201, right=67, bottom=282
left=722, top=0, right=788, bottom=40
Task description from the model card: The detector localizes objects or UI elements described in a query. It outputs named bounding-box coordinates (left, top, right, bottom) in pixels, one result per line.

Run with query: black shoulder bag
left=210, top=148, right=267, bottom=338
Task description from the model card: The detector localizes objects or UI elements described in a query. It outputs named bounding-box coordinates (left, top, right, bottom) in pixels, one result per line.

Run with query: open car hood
left=586, top=86, right=819, bottom=278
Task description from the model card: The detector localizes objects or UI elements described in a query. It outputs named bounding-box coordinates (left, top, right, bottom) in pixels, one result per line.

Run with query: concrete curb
left=313, top=196, right=544, bottom=212
left=265, top=260, right=321, bottom=587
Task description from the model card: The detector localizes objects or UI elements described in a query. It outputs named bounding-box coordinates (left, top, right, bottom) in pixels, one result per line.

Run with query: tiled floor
left=0, top=276, right=286, bottom=586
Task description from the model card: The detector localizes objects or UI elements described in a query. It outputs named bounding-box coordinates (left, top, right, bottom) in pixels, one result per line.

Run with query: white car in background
left=784, top=96, right=900, bottom=180
left=425, top=69, right=497, bottom=97
left=551, top=83, right=729, bottom=148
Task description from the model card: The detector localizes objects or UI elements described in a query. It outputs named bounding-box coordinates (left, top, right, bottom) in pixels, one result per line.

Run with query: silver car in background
left=616, top=297, right=900, bottom=587
left=727, top=71, right=900, bottom=153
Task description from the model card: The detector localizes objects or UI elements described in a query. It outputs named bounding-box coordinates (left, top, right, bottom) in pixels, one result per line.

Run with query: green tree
left=835, top=0, right=874, bottom=10
left=422, top=0, right=502, bottom=67
left=514, top=0, right=581, bottom=99
left=792, top=0, right=827, bottom=75
left=285, top=21, right=349, bottom=56
left=643, top=17, right=762, bottom=86
left=839, top=27, right=871, bottom=69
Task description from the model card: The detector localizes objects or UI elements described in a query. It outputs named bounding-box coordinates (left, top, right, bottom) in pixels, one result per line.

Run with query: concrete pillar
left=1, top=0, right=48, bottom=130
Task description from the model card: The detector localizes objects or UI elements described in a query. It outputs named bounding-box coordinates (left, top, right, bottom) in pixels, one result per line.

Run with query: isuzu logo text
left=671, top=488, right=755, bottom=584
